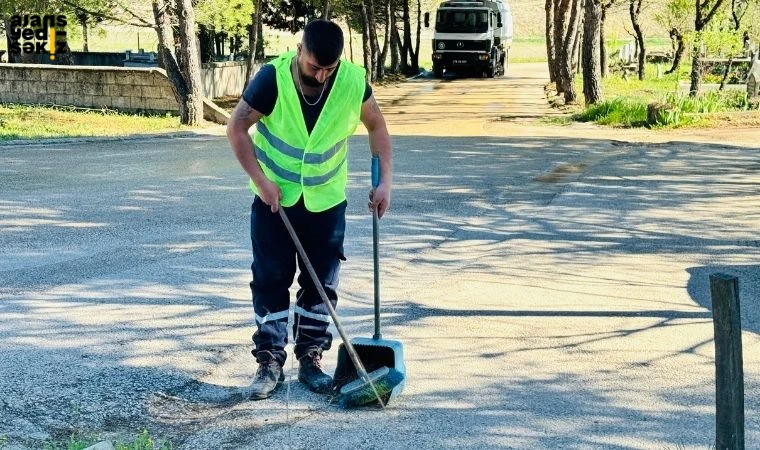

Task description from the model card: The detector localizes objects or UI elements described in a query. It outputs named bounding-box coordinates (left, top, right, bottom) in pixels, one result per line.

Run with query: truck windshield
left=435, top=10, right=489, bottom=33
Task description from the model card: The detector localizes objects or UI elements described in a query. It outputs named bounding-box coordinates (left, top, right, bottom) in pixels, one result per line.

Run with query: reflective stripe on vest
left=254, top=144, right=346, bottom=186
left=257, top=121, right=346, bottom=165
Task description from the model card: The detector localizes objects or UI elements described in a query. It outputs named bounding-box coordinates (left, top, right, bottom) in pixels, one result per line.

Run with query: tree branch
left=112, top=0, right=156, bottom=27
left=59, top=0, right=154, bottom=28
left=702, top=0, right=727, bottom=27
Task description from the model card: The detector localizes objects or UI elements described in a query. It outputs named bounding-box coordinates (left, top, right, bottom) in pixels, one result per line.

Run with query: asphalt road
left=1, top=65, right=759, bottom=449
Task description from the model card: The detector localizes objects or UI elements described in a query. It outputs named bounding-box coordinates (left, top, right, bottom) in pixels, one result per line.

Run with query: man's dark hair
left=302, top=20, right=344, bottom=66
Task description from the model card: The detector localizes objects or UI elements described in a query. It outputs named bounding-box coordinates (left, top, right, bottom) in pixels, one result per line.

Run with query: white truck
left=424, top=0, right=513, bottom=78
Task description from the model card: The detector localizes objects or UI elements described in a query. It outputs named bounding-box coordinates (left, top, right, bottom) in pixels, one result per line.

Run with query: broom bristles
left=338, top=366, right=404, bottom=408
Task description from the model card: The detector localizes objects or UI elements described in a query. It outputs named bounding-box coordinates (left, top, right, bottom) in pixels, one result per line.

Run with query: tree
left=546, top=0, right=558, bottom=82
left=152, top=0, right=204, bottom=124
left=599, top=0, right=617, bottom=77
left=549, top=0, right=584, bottom=104
left=583, top=0, right=604, bottom=104
left=196, top=0, right=253, bottom=62
left=68, top=0, right=114, bottom=52
left=629, top=0, right=646, bottom=80
left=379, top=0, right=391, bottom=79
left=261, top=0, right=318, bottom=33
left=359, top=0, right=373, bottom=80
left=399, top=0, right=421, bottom=74
left=655, top=0, right=692, bottom=74
left=246, top=0, right=263, bottom=80
left=689, top=0, right=728, bottom=95
left=718, top=0, right=751, bottom=88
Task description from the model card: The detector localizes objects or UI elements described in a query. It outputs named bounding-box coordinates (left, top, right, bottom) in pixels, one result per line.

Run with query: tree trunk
left=246, top=0, right=263, bottom=81
left=199, top=25, right=214, bottom=63
left=347, top=20, right=355, bottom=63
left=719, top=56, right=733, bottom=90
left=556, top=0, right=583, bottom=104
left=401, top=0, right=411, bottom=73
left=4, top=19, right=18, bottom=63
left=573, top=18, right=583, bottom=74
left=360, top=1, right=374, bottom=81
left=323, top=0, right=331, bottom=19
left=215, top=32, right=224, bottom=57
left=583, top=0, right=603, bottom=105
left=390, top=1, right=400, bottom=72
left=553, top=0, right=570, bottom=85
left=366, top=0, right=381, bottom=80
left=379, top=0, right=391, bottom=79
left=600, top=5, right=608, bottom=77
left=546, top=0, right=558, bottom=82
left=665, top=28, right=684, bottom=75
left=175, top=0, right=204, bottom=125
left=629, top=0, right=645, bottom=80
left=82, top=20, right=89, bottom=52
left=256, top=13, right=264, bottom=60
left=689, top=42, right=702, bottom=95
left=153, top=0, right=189, bottom=119
left=413, top=0, right=421, bottom=72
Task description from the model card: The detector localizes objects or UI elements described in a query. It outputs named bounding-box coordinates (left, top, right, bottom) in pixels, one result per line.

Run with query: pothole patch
left=533, top=163, right=588, bottom=183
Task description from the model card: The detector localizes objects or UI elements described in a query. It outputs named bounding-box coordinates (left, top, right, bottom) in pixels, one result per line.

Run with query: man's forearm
left=228, top=129, right=268, bottom=187
left=369, top=129, right=393, bottom=186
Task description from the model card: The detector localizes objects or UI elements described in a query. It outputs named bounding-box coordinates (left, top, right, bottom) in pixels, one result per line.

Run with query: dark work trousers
left=250, top=195, right=346, bottom=366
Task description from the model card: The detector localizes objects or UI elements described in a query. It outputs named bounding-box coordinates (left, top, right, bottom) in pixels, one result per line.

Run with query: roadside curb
left=0, top=128, right=225, bottom=148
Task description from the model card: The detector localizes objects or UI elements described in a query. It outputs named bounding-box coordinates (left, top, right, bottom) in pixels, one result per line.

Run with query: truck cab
left=425, top=0, right=513, bottom=78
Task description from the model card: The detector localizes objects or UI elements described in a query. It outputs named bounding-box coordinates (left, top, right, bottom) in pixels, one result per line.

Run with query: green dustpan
left=333, top=156, right=406, bottom=405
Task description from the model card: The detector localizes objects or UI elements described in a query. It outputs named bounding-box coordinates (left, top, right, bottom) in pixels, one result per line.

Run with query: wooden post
left=710, top=273, right=744, bottom=450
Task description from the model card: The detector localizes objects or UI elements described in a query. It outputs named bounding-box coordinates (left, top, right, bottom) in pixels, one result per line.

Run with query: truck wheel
left=433, top=65, right=443, bottom=78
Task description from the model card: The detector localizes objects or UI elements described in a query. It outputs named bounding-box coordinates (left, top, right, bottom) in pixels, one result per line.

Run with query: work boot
left=249, top=351, right=284, bottom=400
left=298, top=349, right=333, bottom=394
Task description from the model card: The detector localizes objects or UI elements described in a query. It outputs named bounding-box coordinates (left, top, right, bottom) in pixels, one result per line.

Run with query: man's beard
left=299, top=66, right=324, bottom=87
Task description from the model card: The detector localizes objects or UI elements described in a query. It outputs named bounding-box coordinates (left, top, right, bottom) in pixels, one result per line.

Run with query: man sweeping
left=226, top=19, right=393, bottom=400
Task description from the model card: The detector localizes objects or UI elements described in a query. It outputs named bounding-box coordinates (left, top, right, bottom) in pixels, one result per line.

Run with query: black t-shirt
left=242, top=62, right=373, bottom=135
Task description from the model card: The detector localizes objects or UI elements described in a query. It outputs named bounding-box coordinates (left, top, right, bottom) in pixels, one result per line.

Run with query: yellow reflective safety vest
left=249, top=51, right=367, bottom=212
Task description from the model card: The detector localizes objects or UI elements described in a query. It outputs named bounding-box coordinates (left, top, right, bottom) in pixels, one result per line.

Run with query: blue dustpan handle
left=371, top=155, right=380, bottom=189
left=371, top=156, right=381, bottom=340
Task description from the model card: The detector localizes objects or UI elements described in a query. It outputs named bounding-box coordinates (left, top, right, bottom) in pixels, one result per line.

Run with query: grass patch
left=575, top=97, right=649, bottom=127
left=570, top=63, right=760, bottom=128
left=43, top=430, right=172, bottom=450
left=0, top=104, right=186, bottom=140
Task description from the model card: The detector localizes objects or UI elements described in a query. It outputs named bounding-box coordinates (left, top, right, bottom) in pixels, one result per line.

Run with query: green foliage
left=114, top=430, right=172, bottom=450
left=574, top=97, right=649, bottom=126
left=196, top=0, right=253, bottom=38
left=701, top=7, right=744, bottom=57
left=41, top=430, right=172, bottom=450
left=654, top=0, right=694, bottom=34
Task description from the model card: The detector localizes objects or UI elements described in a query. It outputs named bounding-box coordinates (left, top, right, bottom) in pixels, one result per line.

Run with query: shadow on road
left=0, top=133, right=757, bottom=447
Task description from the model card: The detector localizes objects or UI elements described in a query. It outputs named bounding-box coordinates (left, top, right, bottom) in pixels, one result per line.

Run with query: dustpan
left=333, top=156, right=406, bottom=404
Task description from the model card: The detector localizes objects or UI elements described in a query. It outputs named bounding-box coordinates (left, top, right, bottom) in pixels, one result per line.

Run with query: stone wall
left=202, top=61, right=250, bottom=98
left=0, top=64, right=179, bottom=114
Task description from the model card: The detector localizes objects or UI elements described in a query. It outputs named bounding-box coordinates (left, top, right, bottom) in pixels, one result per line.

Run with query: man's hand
left=256, top=177, right=283, bottom=213
left=368, top=182, right=391, bottom=218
